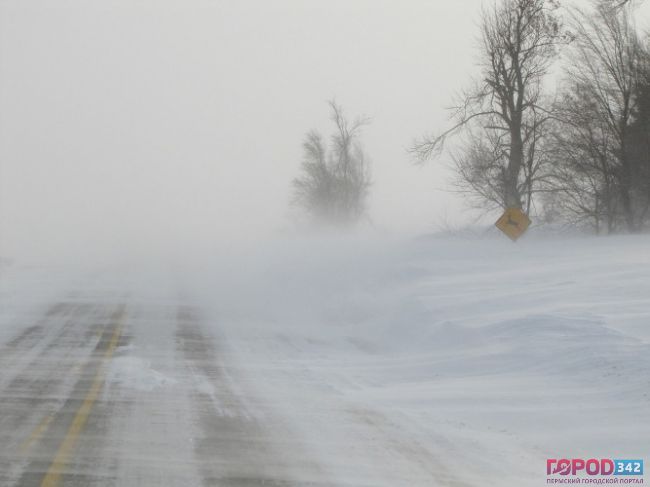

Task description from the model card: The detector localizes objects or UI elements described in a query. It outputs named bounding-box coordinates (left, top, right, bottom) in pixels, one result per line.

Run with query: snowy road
left=1, top=235, right=649, bottom=486
left=0, top=278, right=474, bottom=487
left=0, top=298, right=327, bottom=486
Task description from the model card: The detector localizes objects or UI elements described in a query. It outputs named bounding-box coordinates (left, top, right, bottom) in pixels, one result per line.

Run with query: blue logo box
left=614, top=460, right=644, bottom=476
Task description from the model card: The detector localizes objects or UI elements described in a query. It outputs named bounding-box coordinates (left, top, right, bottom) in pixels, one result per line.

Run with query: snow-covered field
left=188, top=233, right=650, bottom=486
left=1, top=233, right=648, bottom=486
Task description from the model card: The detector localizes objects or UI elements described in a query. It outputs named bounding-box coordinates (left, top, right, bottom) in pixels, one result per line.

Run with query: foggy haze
left=1, top=2, right=650, bottom=485
left=0, top=0, right=494, bottom=260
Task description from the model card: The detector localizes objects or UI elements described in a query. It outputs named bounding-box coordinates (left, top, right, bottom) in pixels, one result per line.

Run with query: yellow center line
left=40, top=315, right=124, bottom=487
left=19, top=413, right=56, bottom=455
left=19, top=334, right=102, bottom=456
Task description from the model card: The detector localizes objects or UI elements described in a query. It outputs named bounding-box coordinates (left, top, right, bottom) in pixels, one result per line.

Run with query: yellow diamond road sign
left=495, top=207, right=531, bottom=241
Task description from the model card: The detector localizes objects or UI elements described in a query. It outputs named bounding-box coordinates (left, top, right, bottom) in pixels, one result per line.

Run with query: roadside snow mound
left=423, top=315, right=650, bottom=386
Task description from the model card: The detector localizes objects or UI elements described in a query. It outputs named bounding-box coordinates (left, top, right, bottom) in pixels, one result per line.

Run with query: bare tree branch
left=412, top=0, right=562, bottom=211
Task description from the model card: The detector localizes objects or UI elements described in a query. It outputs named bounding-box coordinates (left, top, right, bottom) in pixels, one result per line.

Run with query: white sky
left=0, top=1, right=648, bottom=259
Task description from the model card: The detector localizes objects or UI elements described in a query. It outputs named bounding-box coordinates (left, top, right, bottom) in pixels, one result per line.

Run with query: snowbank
left=188, top=233, right=650, bottom=486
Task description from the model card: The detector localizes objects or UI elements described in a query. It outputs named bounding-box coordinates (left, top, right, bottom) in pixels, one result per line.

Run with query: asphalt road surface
left=0, top=297, right=330, bottom=487
left=0, top=261, right=480, bottom=487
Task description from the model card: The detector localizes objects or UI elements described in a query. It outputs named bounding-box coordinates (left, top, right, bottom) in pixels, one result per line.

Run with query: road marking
left=19, top=413, right=56, bottom=455
left=18, top=328, right=108, bottom=456
left=20, top=362, right=82, bottom=456
left=40, top=314, right=124, bottom=487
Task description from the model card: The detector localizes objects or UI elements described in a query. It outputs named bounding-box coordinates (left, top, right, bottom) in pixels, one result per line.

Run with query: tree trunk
left=620, top=139, right=637, bottom=232
left=506, top=127, right=524, bottom=209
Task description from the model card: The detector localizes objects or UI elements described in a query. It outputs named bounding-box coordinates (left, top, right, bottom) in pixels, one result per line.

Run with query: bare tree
left=292, top=101, right=371, bottom=227
left=556, top=2, right=647, bottom=232
left=450, top=104, right=555, bottom=215
left=412, top=0, right=561, bottom=211
left=545, top=88, right=621, bottom=233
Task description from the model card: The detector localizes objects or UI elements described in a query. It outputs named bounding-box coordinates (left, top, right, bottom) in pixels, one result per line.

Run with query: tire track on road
left=176, top=306, right=308, bottom=487
left=9, top=305, right=127, bottom=487
left=0, top=303, right=112, bottom=485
